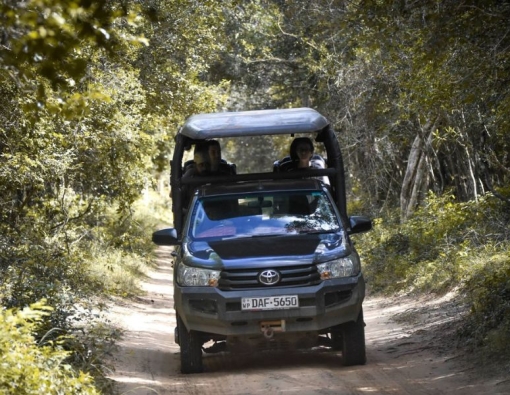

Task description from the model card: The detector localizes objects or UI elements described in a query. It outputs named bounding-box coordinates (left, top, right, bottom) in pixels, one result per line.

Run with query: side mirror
left=348, top=216, right=372, bottom=235
left=152, top=228, right=180, bottom=246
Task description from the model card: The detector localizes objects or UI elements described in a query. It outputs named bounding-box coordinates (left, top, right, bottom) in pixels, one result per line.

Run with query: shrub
left=358, top=191, right=510, bottom=294
left=0, top=301, right=99, bottom=395
left=0, top=191, right=166, bottom=394
left=357, top=190, right=510, bottom=363
left=459, top=251, right=510, bottom=354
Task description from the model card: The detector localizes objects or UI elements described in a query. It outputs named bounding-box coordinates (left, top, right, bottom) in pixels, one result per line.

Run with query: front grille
left=218, top=264, right=321, bottom=290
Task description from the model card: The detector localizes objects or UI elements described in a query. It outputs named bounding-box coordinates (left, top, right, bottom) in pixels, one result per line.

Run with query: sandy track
left=107, top=247, right=509, bottom=395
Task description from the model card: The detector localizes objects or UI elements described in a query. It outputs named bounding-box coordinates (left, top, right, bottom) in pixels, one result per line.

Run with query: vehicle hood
left=181, top=233, right=350, bottom=269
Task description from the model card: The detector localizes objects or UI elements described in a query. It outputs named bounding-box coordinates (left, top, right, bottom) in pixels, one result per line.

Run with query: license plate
left=241, top=295, right=299, bottom=311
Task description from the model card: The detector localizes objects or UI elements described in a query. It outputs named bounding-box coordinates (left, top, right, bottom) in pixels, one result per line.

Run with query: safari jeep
left=152, top=108, right=372, bottom=373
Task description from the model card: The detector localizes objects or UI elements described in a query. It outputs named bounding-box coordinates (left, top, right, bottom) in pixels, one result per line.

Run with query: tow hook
left=262, top=325, right=274, bottom=339
left=260, top=320, right=286, bottom=339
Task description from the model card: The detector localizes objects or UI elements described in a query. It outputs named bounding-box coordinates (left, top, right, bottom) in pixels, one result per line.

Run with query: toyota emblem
left=258, top=269, right=280, bottom=286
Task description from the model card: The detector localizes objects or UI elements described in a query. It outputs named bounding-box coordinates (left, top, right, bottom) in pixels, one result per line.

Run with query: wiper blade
left=249, top=233, right=287, bottom=238
left=298, top=229, right=337, bottom=234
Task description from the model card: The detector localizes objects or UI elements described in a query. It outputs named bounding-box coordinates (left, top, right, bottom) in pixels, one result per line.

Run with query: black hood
left=183, top=233, right=348, bottom=270
left=207, top=235, right=321, bottom=259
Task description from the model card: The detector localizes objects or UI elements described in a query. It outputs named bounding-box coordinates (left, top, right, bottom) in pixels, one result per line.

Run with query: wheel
left=177, top=314, right=203, bottom=374
left=342, top=308, right=367, bottom=366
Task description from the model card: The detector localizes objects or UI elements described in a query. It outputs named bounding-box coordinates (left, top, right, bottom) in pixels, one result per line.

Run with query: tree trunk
left=400, top=117, right=438, bottom=221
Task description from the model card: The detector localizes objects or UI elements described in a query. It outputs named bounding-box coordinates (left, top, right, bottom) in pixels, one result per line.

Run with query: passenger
left=181, top=143, right=211, bottom=208
left=181, top=141, right=236, bottom=208
left=207, top=140, right=236, bottom=175
left=290, top=137, right=317, bottom=169
left=279, top=137, right=329, bottom=184
left=183, top=142, right=211, bottom=177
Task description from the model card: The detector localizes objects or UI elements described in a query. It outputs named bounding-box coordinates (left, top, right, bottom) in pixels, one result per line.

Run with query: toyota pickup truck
left=152, top=108, right=372, bottom=373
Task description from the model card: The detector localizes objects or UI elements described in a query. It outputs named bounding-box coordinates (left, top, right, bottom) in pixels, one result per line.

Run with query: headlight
left=177, top=262, right=220, bottom=287
left=317, top=255, right=360, bottom=279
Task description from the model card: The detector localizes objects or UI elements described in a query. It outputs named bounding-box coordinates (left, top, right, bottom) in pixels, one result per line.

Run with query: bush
left=84, top=190, right=169, bottom=296
left=359, top=192, right=510, bottom=293
left=357, top=190, right=510, bottom=362
left=460, top=251, right=510, bottom=354
left=0, top=191, right=167, bottom=394
left=0, top=301, right=99, bottom=395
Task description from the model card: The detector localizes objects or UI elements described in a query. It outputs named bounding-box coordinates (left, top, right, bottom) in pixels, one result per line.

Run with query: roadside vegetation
left=353, top=191, right=510, bottom=360
left=0, top=190, right=168, bottom=394
left=1, top=0, right=509, bottom=393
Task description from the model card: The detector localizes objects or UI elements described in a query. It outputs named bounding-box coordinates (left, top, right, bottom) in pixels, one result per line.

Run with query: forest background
left=1, top=1, right=509, bottom=393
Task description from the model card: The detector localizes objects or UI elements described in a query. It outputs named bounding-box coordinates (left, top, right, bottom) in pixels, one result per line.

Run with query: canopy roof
left=179, top=107, right=329, bottom=139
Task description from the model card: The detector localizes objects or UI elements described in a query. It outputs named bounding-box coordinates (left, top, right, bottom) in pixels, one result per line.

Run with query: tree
left=222, top=0, right=510, bottom=218
left=133, top=0, right=234, bottom=173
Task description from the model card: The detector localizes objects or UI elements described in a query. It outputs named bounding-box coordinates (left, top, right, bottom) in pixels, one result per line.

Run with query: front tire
left=342, top=308, right=367, bottom=366
left=177, top=314, right=203, bottom=374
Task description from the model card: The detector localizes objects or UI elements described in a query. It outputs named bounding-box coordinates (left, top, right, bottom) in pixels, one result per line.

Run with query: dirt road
left=107, top=247, right=509, bottom=395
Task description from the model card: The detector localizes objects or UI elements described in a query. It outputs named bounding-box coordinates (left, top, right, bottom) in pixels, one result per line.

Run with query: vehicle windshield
left=188, top=190, right=340, bottom=240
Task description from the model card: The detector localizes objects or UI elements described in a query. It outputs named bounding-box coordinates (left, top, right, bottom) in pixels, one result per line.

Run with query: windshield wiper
left=298, top=229, right=337, bottom=234
left=249, top=233, right=288, bottom=238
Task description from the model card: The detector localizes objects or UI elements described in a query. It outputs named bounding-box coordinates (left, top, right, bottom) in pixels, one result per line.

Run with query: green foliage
left=0, top=221, right=118, bottom=393
left=358, top=190, right=510, bottom=358
left=0, top=191, right=164, bottom=393
left=1, top=0, right=235, bottom=391
left=135, top=0, right=234, bottom=171
left=460, top=252, right=510, bottom=355
left=360, top=192, right=510, bottom=293
left=83, top=193, right=167, bottom=297
left=221, top=0, right=510, bottom=213
left=2, top=0, right=510, bottom=387
left=0, top=0, right=146, bottom=101
left=0, top=301, right=99, bottom=395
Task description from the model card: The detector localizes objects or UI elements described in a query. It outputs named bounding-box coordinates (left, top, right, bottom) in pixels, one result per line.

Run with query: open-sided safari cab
left=169, top=107, right=362, bottom=233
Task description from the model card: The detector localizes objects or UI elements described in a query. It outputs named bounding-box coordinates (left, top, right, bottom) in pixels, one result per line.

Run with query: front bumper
left=175, top=274, right=365, bottom=336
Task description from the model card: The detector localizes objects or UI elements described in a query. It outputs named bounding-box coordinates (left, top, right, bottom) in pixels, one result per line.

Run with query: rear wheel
left=342, top=308, right=367, bottom=366
left=177, top=314, right=203, bottom=374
